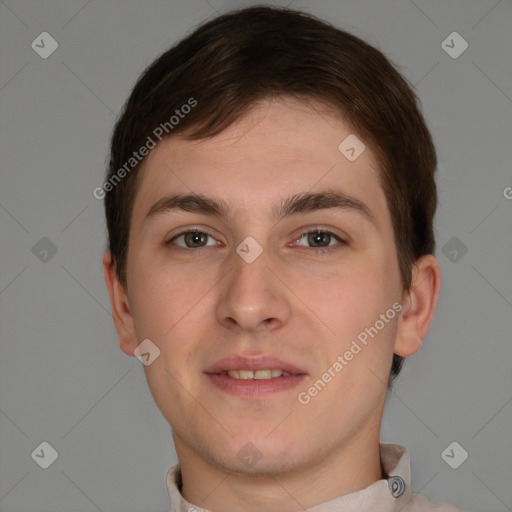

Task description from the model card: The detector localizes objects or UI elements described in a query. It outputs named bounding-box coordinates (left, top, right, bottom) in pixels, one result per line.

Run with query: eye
left=167, top=230, right=219, bottom=249
left=165, top=228, right=346, bottom=251
left=294, top=229, right=346, bottom=250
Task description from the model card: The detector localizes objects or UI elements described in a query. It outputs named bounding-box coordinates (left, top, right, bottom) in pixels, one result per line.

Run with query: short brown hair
left=104, top=5, right=437, bottom=382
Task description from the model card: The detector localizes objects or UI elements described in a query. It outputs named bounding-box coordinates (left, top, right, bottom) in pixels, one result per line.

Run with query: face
left=111, top=97, right=419, bottom=475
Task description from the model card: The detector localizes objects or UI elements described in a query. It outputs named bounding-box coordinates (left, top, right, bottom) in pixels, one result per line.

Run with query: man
left=102, top=6, right=466, bottom=511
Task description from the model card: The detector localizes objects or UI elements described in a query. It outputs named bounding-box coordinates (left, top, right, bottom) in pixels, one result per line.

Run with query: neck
left=174, top=425, right=383, bottom=512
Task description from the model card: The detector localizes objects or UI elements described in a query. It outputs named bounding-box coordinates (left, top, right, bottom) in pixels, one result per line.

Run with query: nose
left=215, top=241, right=292, bottom=333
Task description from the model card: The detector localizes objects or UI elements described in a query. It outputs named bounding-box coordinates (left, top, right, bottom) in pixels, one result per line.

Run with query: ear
left=103, top=251, right=139, bottom=357
left=394, top=254, right=441, bottom=357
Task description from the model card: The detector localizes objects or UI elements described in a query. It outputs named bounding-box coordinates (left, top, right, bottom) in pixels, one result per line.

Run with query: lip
left=204, top=355, right=307, bottom=375
left=204, top=355, right=308, bottom=398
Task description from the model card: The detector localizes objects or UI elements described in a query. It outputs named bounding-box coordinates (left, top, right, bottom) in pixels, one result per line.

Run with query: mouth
left=204, top=355, right=308, bottom=398
left=218, top=369, right=292, bottom=379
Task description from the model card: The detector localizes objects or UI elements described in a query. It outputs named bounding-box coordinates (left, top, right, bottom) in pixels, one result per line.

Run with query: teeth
left=226, top=369, right=291, bottom=380
left=255, top=370, right=272, bottom=379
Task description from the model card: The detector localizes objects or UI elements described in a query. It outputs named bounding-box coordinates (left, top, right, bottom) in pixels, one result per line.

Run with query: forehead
left=131, top=97, right=388, bottom=225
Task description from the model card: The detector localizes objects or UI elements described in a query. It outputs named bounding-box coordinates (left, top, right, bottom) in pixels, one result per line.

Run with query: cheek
left=300, top=255, right=399, bottom=375
left=309, top=257, right=393, bottom=322
left=127, top=257, right=183, bottom=338
left=127, top=254, right=219, bottom=365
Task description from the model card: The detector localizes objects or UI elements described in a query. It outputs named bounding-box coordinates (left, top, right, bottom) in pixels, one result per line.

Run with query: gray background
left=0, top=0, right=511, bottom=511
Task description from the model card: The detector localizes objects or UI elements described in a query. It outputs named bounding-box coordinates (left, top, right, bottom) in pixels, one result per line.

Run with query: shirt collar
left=166, top=443, right=414, bottom=512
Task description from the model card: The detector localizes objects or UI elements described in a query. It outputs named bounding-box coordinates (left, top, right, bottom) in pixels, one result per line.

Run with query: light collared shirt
left=166, top=444, right=466, bottom=511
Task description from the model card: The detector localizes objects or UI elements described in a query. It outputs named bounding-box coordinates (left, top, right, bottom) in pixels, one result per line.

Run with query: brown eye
left=168, top=231, right=217, bottom=248
left=296, top=230, right=345, bottom=249
left=184, top=231, right=208, bottom=247
left=308, top=231, right=331, bottom=247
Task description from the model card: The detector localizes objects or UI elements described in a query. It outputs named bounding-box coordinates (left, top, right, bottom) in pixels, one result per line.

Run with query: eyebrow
left=145, top=190, right=376, bottom=226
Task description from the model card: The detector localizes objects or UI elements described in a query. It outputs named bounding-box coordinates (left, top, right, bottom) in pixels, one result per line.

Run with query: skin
left=104, top=97, right=440, bottom=512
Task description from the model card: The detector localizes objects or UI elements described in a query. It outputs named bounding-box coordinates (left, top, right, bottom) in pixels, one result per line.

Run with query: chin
left=207, top=435, right=311, bottom=477
left=215, top=450, right=308, bottom=478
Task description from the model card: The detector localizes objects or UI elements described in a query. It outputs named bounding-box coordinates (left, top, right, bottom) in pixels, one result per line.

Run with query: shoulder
left=403, top=492, right=468, bottom=511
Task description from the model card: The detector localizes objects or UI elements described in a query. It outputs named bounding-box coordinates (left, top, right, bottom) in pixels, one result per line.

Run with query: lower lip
left=205, top=373, right=307, bottom=398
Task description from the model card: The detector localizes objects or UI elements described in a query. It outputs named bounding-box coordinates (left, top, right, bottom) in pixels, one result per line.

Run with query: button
left=388, top=476, right=405, bottom=498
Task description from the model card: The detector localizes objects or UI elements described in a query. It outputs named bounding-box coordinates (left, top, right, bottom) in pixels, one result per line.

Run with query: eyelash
left=165, top=228, right=347, bottom=253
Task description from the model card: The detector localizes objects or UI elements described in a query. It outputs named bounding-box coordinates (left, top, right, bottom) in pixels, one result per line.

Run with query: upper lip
left=204, top=355, right=307, bottom=375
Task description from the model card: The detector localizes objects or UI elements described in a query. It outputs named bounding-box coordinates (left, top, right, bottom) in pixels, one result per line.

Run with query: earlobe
left=102, top=251, right=139, bottom=357
left=394, top=254, right=441, bottom=357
